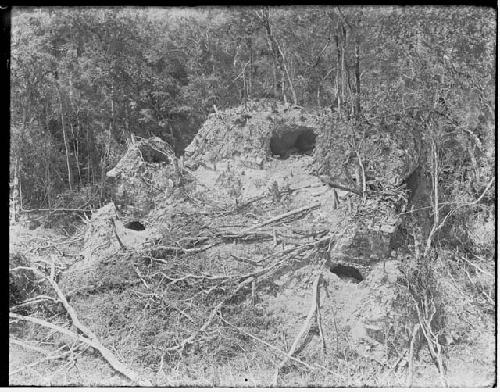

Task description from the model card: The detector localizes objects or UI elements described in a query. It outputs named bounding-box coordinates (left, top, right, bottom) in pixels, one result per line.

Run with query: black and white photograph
left=8, top=6, right=496, bottom=387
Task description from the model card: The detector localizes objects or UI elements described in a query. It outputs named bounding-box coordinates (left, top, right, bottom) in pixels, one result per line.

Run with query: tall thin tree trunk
left=69, top=76, right=81, bottom=187
left=243, top=68, right=247, bottom=109
left=272, top=60, right=279, bottom=98
left=125, top=104, right=130, bottom=139
left=87, top=128, right=91, bottom=184
left=19, top=165, right=23, bottom=210
left=335, top=32, right=342, bottom=114
left=75, top=106, right=83, bottom=185
left=69, top=120, right=81, bottom=188
left=282, top=71, right=287, bottom=104
left=424, top=135, right=440, bottom=256
left=10, top=159, right=19, bottom=223
left=46, top=159, right=52, bottom=209
left=110, top=83, right=115, bottom=135
left=44, top=102, right=49, bottom=131
left=57, top=87, right=73, bottom=191
left=276, top=41, right=297, bottom=105
left=431, top=137, right=439, bottom=227
left=248, top=37, right=253, bottom=99
left=340, top=26, right=346, bottom=111
left=260, top=8, right=282, bottom=100
left=354, top=41, right=361, bottom=120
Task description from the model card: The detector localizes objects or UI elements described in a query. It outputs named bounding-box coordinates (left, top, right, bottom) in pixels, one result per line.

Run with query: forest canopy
left=10, top=6, right=495, bottom=210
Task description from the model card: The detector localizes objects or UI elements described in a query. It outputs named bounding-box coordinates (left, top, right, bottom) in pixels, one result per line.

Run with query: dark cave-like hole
left=330, top=263, right=364, bottom=283
left=124, top=221, right=146, bottom=231
left=139, top=145, right=171, bottom=164
left=270, top=127, right=316, bottom=159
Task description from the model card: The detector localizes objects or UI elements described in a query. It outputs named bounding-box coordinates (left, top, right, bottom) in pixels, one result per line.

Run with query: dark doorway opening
left=139, top=144, right=171, bottom=164
left=330, top=263, right=364, bottom=283
left=124, top=221, right=146, bottom=231
left=270, top=126, right=316, bottom=159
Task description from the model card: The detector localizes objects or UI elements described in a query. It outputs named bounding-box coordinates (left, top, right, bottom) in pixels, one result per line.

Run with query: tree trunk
left=271, top=64, right=279, bottom=98
left=335, top=32, right=342, bottom=114
left=354, top=41, right=361, bottom=119
left=125, top=103, right=131, bottom=139
left=276, top=41, right=297, bottom=105
left=340, top=25, right=346, bottom=114
left=260, top=8, right=286, bottom=101
left=69, top=76, right=81, bottom=187
left=57, top=87, right=73, bottom=191
left=10, top=159, right=19, bottom=223
left=69, top=120, right=81, bottom=188
left=424, top=135, right=440, bottom=256
left=75, top=107, right=83, bottom=185
left=45, top=159, right=52, bottom=209
left=248, top=37, right=253, bottom=99
left=243, top=67, right=248, bottom=109
left=22, top=106, right=26, bottom=128
left=110, top=83, right=115, bottom=136
left=44, top=102, right=49, bottom=131
left=282, top=71, right=287, bottom=104
left=86, top=128, right=91, bottom=184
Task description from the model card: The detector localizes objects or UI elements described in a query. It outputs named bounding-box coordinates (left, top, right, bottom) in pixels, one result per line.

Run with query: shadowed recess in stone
left=270, top=126, right=316, bottom=159
left=124, top=221, right=146, bottom=231
left=330, top=263, right=364, bottom=283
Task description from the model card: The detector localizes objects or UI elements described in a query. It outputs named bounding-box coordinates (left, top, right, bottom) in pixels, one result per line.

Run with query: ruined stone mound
left=106, top=136, right=193, bottom=217
left=184, top=99, right=329, bottom=168
left=106, top=136, right=176, bottom=179
left=59, top=202, right=150, bottom=296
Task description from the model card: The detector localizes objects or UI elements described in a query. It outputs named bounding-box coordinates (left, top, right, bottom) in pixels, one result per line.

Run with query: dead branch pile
left=146, top=203, right=321, bottom=258
left=10, top=194, right=351, bottom=385
left=137, top=232, right=334, bottom=363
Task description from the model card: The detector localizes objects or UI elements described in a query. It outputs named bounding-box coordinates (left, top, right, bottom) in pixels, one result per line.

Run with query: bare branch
left=10, top=312, right=151, bottom=386
left=274, top=272, right=325, bottom=385
left=240, top=203, right=320, bottom=234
